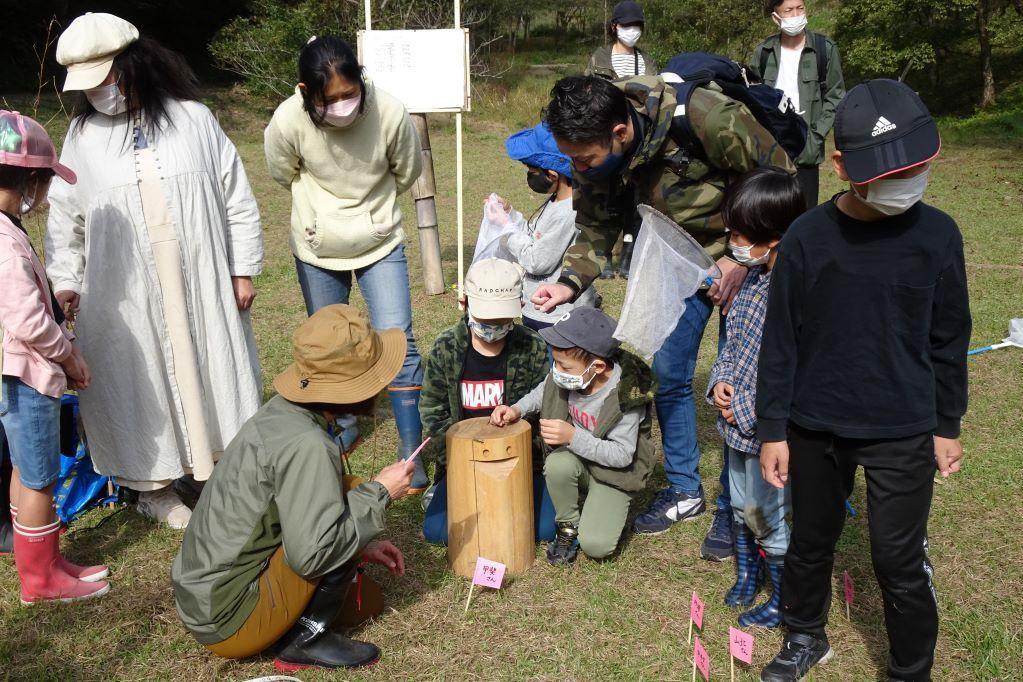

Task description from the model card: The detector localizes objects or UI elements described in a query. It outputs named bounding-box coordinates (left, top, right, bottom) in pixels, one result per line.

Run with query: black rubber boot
left=1, top=439, right=12, bottom=555
left=273, top=562, right=380, bottom=671
left=618, top=239, right=634, bottom=279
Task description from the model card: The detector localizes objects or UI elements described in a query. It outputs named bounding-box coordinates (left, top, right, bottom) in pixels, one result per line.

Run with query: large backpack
left=661, top=52, right=808, bottom=162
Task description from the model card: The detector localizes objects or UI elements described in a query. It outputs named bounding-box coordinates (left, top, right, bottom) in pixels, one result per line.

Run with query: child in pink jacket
left=0, top=110, right=109, bottom=603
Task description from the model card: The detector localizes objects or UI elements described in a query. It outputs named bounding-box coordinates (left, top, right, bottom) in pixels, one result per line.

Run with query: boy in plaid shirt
left=706, top=168, right=805, bottom=628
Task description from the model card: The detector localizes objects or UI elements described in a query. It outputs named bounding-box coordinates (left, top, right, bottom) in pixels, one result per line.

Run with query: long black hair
left=71, top=35, right=200, bottom=137
left=298, top=36, right=367, bottom=126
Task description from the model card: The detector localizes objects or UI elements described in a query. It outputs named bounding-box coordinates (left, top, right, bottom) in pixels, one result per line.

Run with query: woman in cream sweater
left=264, top=36, right=428, bottom=490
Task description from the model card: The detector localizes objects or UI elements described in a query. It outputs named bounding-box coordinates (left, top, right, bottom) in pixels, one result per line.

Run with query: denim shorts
left=0, top=377, right=61, bottom=489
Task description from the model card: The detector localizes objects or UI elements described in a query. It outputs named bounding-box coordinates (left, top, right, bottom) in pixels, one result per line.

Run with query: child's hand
left=361, top=540, right=405, bottom=576
left=721, top=407, right=737, bottom=425
left=539, top=419, right=575, bottom=446
left=760, top=441, right=789, bottom=489
left=712, top=382, right=734, bottom=409
left=934, top=436, right=963, bottom=478
left=490, top=405, right=520, bottom=426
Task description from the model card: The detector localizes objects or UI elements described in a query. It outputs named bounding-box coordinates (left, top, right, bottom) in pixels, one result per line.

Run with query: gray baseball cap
left=540, top=307, right=621, bottom=358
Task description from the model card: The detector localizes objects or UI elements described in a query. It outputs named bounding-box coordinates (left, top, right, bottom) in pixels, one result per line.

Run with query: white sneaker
left=136, top=487, right=192, bottom=529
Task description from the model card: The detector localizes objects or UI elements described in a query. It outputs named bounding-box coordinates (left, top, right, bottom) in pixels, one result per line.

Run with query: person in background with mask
left=418, top=258, right=554, bottom=544
left=750, top=0, right=845, bottom=209
left=0, top=110, right=110, bottom=603
left=46, top=13, right=264, bottom=529
left=264, top=36, right=428, bottom=493
left=584, top=1, right=659, bottom=280
left=490, top=307, right=655, bottom=565
left=756, top=80, right=970, bottom=681
left=493, top=122, right=599, bottom=332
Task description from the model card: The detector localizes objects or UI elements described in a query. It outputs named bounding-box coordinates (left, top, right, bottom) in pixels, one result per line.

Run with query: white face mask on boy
left=853, top=169, right=930, bottom=216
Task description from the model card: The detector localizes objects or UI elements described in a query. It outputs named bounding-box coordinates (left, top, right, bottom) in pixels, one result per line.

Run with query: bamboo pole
left=410, top=114, right=446, bottom=295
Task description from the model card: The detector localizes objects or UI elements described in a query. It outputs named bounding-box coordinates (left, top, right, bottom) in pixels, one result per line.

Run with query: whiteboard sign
left=358, top=29, right=470, bottom=113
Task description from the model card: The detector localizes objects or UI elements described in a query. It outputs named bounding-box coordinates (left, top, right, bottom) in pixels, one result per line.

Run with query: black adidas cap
left=834, top=79, right=941, bottom=184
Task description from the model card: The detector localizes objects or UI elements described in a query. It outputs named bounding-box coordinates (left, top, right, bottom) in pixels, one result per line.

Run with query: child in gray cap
left=491, top=307, right=656, bottom=564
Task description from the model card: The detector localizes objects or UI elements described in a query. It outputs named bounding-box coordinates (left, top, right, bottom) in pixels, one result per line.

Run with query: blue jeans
left=294, top=243, right=423, bottom=387
left=423, top=474, right=557, bottom=545
left=0, top=377, right=61, bottom=490
left=727, top=444, right=790, bottom=557
left=652, top=291, right=730, bottom=509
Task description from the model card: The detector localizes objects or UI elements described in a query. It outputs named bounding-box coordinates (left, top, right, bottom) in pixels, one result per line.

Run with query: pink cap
left=0, top=111, right=77, bottom=184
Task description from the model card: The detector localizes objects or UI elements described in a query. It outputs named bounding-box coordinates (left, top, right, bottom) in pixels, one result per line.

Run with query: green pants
left=544, top=448, right=632, bottom=559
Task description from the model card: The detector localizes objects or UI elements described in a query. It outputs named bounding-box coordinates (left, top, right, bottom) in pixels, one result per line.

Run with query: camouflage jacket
left=419, top=317, right=549, bottom=476
left=559, top=76, right=796, bottom=293
left=538, top=350, right=657, bottom=493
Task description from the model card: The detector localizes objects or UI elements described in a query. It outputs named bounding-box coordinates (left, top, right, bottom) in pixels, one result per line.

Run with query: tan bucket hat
left=274, top=304, right=406, bottom=405
left=56, top=13, right=139, bottom=92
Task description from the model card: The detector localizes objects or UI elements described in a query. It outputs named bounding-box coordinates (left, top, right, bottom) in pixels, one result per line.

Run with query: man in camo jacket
left=533, top=74, right=795, bottom=557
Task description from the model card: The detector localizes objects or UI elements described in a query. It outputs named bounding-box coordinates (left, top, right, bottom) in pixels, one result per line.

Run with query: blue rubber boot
left=739, top=554, right=783, bottom=628
left=388, top=387, right=429, bottom=493
left=724, top=524, right=761, bottom=608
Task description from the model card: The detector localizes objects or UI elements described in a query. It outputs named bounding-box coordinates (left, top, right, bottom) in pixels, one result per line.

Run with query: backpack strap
left=664, top=78, right=710, bottom=166
left=813, top=32, right=829, bottom=103
left=758, top=45, right=769, bottom=83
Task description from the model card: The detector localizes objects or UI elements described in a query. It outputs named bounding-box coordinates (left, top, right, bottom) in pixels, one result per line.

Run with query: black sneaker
left=760, top=632, right=834, bottom=681
left=700, top=507, right=735, bottom=561
left=546, top=523, right=579, bottom=565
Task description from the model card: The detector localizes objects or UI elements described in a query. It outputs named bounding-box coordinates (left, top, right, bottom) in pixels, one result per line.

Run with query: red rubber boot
left=13, top=519, right=109, bottom=604
left=11, top=506, right=108, bottom=582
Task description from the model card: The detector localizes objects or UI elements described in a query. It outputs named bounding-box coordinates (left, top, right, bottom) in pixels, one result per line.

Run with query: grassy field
left=2, top=57, right=1022, bottom=681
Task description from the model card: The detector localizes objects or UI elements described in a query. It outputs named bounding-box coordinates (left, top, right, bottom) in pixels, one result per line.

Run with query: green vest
left=539, top=351, right=656, bottom=493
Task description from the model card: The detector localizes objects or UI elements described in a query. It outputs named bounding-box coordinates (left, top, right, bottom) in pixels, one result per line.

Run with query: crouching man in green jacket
left=172, top=304, right=416, bottom=672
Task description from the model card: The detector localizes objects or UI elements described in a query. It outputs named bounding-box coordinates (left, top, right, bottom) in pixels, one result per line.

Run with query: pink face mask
left=321, top=95, right=361, bottom=127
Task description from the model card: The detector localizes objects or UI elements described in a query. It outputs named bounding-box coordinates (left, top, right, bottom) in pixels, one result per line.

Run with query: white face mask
left=551, top=361, right=597, bottom=391
left=773, top=12, right=808, bottom=36
left=85, top=82, right=128, bottom=116
left=616, top=26, right=642, bottom=48
left=730, top=240, right=771, bottom=266
left=321, top=95, right=362, bottom=128
left=853, top=169, right=930, bottom=216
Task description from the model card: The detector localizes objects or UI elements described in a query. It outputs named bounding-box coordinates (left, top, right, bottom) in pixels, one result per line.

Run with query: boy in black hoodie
left=756, top=80, right=971, bottom=682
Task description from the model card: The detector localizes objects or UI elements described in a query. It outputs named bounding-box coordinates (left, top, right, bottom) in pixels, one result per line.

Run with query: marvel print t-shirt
left=460, top=343, right=509, bottom=418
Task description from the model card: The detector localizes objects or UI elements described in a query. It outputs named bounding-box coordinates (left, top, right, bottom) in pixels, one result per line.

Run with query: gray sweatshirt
left=499, top=197, right=598, bottom=325
left=513, top=365, right=642, bottom=468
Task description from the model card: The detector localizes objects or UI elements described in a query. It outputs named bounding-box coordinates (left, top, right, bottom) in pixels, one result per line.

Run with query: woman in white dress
left=45, top=13, right=264, bottom=528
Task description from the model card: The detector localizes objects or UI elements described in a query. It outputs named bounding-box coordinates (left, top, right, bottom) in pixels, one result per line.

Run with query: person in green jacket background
left=750, top=0, right=846, bottom=208
left=172, top=305, right=417, bottom=672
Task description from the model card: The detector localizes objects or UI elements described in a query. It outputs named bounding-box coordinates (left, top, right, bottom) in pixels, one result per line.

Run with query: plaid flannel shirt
left=707, top=266, right=772, bottom=455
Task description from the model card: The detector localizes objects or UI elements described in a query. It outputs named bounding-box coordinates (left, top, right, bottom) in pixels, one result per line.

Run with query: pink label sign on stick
left=729, top=627, right=754, bottom=664
left=843, top=570, right=854, bottom=605
left=690, top=590, right=705, bottom=630
left=694, top=636, right=710, bottom=681
left=472, top=557, right=506, bottom=589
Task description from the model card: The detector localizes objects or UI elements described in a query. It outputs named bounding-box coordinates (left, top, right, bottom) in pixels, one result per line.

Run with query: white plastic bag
left=472, top=193, right=523, bottom=264
left=614, top=205, right=720, bottom=358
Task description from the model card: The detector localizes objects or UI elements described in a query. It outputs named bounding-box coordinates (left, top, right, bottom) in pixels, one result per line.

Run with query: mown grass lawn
left=1, top=66, right=1021, bottom=680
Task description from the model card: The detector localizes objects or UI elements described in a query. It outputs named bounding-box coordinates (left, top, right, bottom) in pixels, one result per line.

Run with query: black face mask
left=526, top=170, right=556, bottom=195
